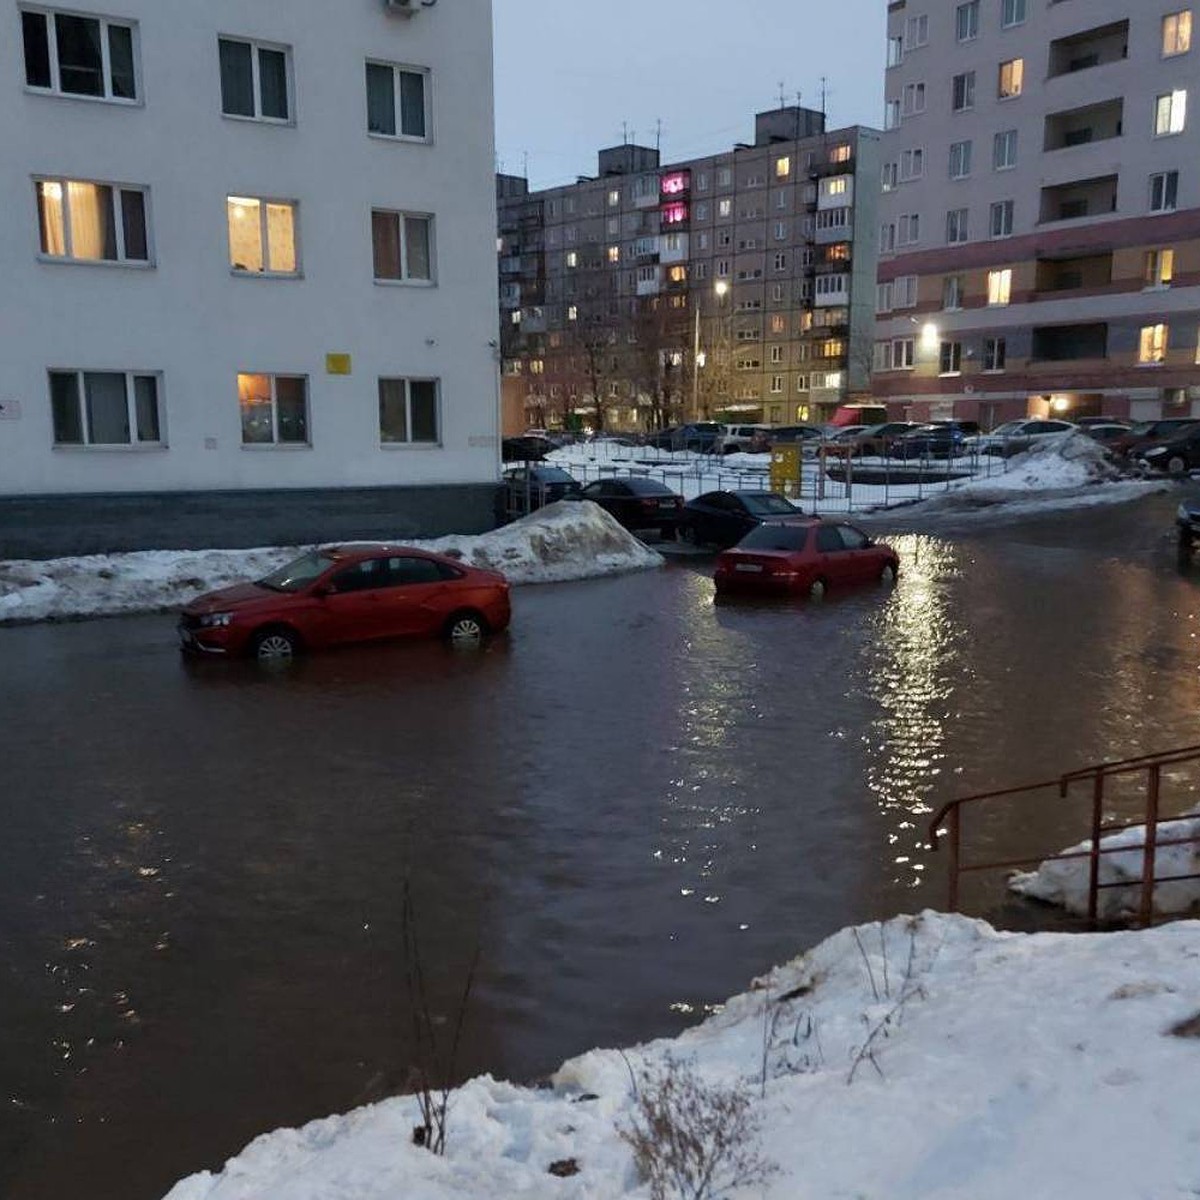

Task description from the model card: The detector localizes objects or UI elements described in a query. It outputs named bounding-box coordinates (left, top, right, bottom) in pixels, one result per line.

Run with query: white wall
left=0, top=0, right=500, bottom=495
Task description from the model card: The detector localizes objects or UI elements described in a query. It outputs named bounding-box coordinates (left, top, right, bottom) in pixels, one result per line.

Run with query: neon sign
left=660, top=171, right=691, bottom=196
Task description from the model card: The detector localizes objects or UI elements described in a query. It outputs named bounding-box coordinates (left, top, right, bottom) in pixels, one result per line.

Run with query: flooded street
left=3, top=489, right=1200, bottom=1200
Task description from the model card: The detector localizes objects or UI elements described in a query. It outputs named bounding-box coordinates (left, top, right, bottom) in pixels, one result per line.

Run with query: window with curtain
left=35, top=178, right=150, bottom=263
left=226, top=197, right=298, bottom=274
left=218, top=36, right=291, bottom=122
left=366, top=61, right=429, bottom=139
left=372, top=211, right=433, bottom=282
left=49, top=371, right=163, bottom=446
left=21, top=9, right=139, bottom=100
left=237, top=374, right=308, bottom=445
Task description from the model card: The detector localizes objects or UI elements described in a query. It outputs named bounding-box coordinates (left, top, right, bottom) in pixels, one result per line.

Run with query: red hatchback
left=714, top=520, right=899, bottom=599
left=179, top=545, right=511, bottom=661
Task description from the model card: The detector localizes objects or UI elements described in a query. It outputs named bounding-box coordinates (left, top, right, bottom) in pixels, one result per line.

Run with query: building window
left=365, top=62, right=429, bottom=140
left=998, top=59, right=1024, bottom=99
left=773, top=252, right=787, bottom=271
left=990, top=199, right=1015, bottom=238
left=49, top=370, right=162, bottom=446
left=984, top=337, right=1007, bottom=372
left=904, top=14, right=929, bottom=48
left=226, top=196, right=298, bottom=275
left=218, top=37, right=291, bottom=122
left=888, top=36, right=904, bottom=67
left=946, top=208, right=969, bottom=244
left=718, top=198, right=733, bottom=219
left=1150, top=171, right=1180, bottom=212
left=894, top=275, right=918, bottom=308
left=956, top=2, right=979, bottom=42
left=770, top=375, right=784, bottom=393
left=943, top=275, right=964, bottom=310
left=902, top=82, right=926, bottom=115
left=952, top=71, right=976, bottom=112
left=880, top=221, right=896, bottom=252
left=987, top=267, right=1013, bottom=305
left=948, top=141, right=972, bottom=179
left=35, top=178, right=149, bottom=263
left=1138, top=324, right=1169, bottom=365
left=900, top=148, right=925, bottom=181
left=993, top=129, right=1018, bottom=170
left=565, top=250, right=578, bottom=268
left=770, top=314, right=786, bottom=334
left=898, top=213, right=921, bottom=245
left=882, top=161, right=898, bottom=192
left=775, top=156, right=791, bottom=179
left=371, top=210, right=433, bottom=282
left=238, top=373, right=308, bottom=445
left=608, top=189, right=620, bottom=207
left=830, top=143, right=852, bottom=164
left=1001, top=0, right=1026, bottom=29
left=876, top=281, right=893, bottom=313
left=885, top=99, right=902, bottom=130
left=717, top=167, right=733, bottom=187
left=1155, top=90, right=1188, bottom=135
left=1163, top=11, right=1192, bottom=56
left=21, top=9, right=138, bottom=101
left=607, top=245, right=620, bottom=263
left=1145, top=248, right=1176, bottom=288
left=939, top=341, right=963, bottom=375
left=892, top=338, right=915, bottom=369
left=379, top=378, right=439, bottom=444
left=567, top=304, right=577, bottom=321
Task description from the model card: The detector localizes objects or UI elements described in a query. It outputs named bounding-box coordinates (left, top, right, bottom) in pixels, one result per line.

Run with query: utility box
left=770, top=445, right=802, bottom=499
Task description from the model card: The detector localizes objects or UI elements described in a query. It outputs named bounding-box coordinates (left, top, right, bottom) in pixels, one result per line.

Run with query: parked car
left=846, top=422, right=924, bottom=458
left=577, top=477, right=684, bottom=535
left=928, top=418, right=982, bottom=437
left=677, top=490, right=806, bottom=548
left=1137, top=425, right=1200, bottom=475
left=1082, top=423, right=1134, bottom=446
left=768, top=425, right=827, bottom=455
left=714, top=423, right=772, bottom=455
left=1177, top=499, right=1200, bottom=558
left=178, top=545, right=511, bottom=661
left=673, top=422, right=724, bottom=453
left=830, top=404, right=887, bottom=428
left=497, top=466, right=580, bottom=521
left=1108, top=419, right=1200, bottom=459
left=1074, top=417, right=1130, bottom=429
left=645, top=427, right=679, bottom=450
left=891, top=424, right=969, bottom=459
left=714, top=520, right=899, bottom=599
left=976, top=419, right=1077, bottom=457
left=502, top=435, right=555, bottom=462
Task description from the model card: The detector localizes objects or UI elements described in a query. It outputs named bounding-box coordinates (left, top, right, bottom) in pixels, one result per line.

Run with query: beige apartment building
left=498, top=107, right=881, bottom=431
left=874, top=0, right=1200, bottom=425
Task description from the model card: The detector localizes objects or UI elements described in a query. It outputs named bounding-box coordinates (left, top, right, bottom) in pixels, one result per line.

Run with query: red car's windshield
left=257, top=550, right=338, bottom=593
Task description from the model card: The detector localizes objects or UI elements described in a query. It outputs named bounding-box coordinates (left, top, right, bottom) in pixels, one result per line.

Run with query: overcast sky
left=492, top=1, right=887, bottom=191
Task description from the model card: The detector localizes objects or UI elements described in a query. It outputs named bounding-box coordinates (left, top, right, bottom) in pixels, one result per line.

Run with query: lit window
left=1155, top=90, right=1188, bottom=135
left=987, top=268, right=1012, bottom=305
left=608, top=189, right=621, bottom=207
left=379, top=378, right=440, bottom=444
left=1145, top=249, right=1175, bottom=288
left=567, top=305, right=578, bottom=321
left=829, top=143, right=852, bottom=163
left=218, top=36, right=291, bottom=122
left=238, top=373, right=309, bottom=445
left=227, top=196, right=298, bottom=275
left=36, top=178, right=150, bottom=263
left=718, top=198, right=733, bottom=218
left=775, top=156, right=791, bottom=179
left=566, top=251, right=578, bottom=268
left=371, top=210, right=433, bottom=282
left=1150, top=171, right=1179, bottom=212
left=1163, top=11, right=1192, bottom=56
left=998, top=59, right=1024, bottom=99
left=607, top=245, right=620, bottom=263
left=365, top=62, right=429, bottom=140
left=669, top=265, right=687, bottom=283
left=49, top=370, right=163, bottom=446
left=1138, top=324, right=1169, bottom=364
left=20, top=9, right=138, bottom=101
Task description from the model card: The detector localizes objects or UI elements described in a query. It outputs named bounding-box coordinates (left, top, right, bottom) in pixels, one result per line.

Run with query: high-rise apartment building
left=874, top=0, right=1200, bottom=425
left=497, top=108, right=881, bottom=432
left=0, top=0, right=499, bottom=548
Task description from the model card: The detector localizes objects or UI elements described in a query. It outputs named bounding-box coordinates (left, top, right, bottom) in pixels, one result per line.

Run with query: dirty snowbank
left=1010, top=808, right=1200, bottom=920
left=0, top=502, right=662, bottom=625
left=164, top=912, right=1200, bottom=1200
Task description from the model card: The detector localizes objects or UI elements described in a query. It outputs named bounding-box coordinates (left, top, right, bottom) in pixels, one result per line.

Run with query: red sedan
left=714, top=520, right=899, bottom=599
left=178, top=545, right=511, bottom=661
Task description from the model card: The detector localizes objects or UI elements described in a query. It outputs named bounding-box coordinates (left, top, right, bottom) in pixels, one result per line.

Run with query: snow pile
left=963, top=432, right=1121, bottom=494
left=0, top=502, right=661, bottom=625
left=164, top=912, right=1200, bottom=1200
left=1010, top=809, right=1200, bottom=920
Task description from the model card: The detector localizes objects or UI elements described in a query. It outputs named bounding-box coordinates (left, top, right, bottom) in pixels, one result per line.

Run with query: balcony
left=1031, top=322, right=1108, bottom=362
left=1034, top=252, right=1113, bottom=294
left=1047, top=20, right=1129, bottom=79
left=1039, top=175, right=1118, bottom=224
left=1044, top=99, right=1123, bottom=152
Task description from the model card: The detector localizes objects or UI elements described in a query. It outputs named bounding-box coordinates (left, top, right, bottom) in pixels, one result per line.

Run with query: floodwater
left=2, top=489, right=1199, bottom=1200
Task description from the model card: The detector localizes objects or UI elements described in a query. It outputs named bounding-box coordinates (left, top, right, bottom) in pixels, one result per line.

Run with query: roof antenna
left=655, top=118, right=662, bottom=152
left=522, top=150, right=529, bottom=179
left=622, top=120, right=629, bottom=145
left=778, top=81, right=786, bottom=109
left=820, top=76, right=828, bottom=118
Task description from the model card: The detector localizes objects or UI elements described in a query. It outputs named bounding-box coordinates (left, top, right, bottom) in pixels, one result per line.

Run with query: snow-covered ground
left=164, top=911, right=1200, bottom=1200
left=1011, top=809, right=1200, bottom=921
left=0, top=502, right=662, bottom=625
left=547, top=432, right=1164, bottom=516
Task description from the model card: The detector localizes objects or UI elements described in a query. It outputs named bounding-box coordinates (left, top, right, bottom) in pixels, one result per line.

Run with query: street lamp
left=692, top=281, right=731, bottom=420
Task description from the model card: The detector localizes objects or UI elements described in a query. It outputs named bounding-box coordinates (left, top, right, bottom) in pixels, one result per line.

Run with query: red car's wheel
left=251, top=626, right=301, bottom=662
left=445, top=610, right=488, bottom=647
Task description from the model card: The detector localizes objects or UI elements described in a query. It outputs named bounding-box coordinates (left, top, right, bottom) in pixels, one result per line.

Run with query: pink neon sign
left=660, top=171, right=691, bottom=196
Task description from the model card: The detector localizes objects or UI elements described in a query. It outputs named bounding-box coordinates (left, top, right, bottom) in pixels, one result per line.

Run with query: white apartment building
left=874, top=0, right=1200, bottom=425
left=0, top=0, right=499, bottom=534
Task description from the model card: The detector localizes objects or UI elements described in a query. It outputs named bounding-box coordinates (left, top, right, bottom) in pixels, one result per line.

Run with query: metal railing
left=927, top=745, right=1200, bottom=928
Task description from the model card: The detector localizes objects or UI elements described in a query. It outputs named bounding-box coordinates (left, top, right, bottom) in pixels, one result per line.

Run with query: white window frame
left=1163, top=11, right=1193, bottom=57
left=998, top=58, right=1024, bottom=100
left=1155, top=89, right=1188, bottom=137
left=894, top=275, right=919, bottom=308
left=993, top=129, right=1018, bottom=171
left=956, top=1, right=979, bottom=42
left=238, top=372, right=310, bottom=447
left=946, top=207, right=969, bottom=244
left=226, top=195, right=300, bottom=277
left=983, top=337, right=1007, bottom=372
left=939, top=341, right=963, bottom=376
left=218, top=35, right=294, bottom=125
left=20, top=6, right=140, bottom=104
left=48, top=368, right=164, bottom=448
left=902, top=81, right=926, bottom=115
left=1001, top=0, right=1026, bottom=29
left=987, top=267, right=1013, bottom=306
left=1145, top=248, right=1175, bottom=289
left=900, top=148, right=925, bottom=181
left=1138, top=324, right=1169, bottom=365
left=943, top=275, right=964, bottom=311
left=990, top=199, right=1015, bottom=238
left=904, top=13, right=929, bottom=49
left=952, top=71, right=976, bottom=112
left=898, top=213, right=921, bottom=245
left=948, top=141, right=972, bottom=179
left=365, top=60, right=431, bottom=143
left=379, top=377, right=442, bottom=446
left=33, top=176, right=152, bottom=266
left=892, top=338, right=916, bottom=370
left=371, top=209, right=435, bottom=285
left=1150, top=171, right=1180, bottom=212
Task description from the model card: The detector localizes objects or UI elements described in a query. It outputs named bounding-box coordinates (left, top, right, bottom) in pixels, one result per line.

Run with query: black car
left=502, top=435, right=555, bottom=462
left=497, top=465, right=580, bottom=521
left=673, top=422, right=724, bottom=453
left=677, top=490, right=806, bottom=548
left=577, top=477, right=684, bottom=534
left=769, top=425, right=826, bottom=446
left=1138, top=426, right=1200, bottom=475
left=644, top=427, right=679, bottom=450
left=892, top=424, right=969, bottom=459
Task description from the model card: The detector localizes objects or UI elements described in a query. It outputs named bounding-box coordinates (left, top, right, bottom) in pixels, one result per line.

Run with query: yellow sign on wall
left=770, top=446, right=802, bottom=499
left=325, top=353, right=352, bottom=376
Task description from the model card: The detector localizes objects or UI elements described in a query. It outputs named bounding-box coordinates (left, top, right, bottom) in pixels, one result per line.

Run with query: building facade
left=874, top=0, right=1200, bottom=425
left=497, top=108, right=881, bottom=432
left=0, top=0, right=499, bottom=547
